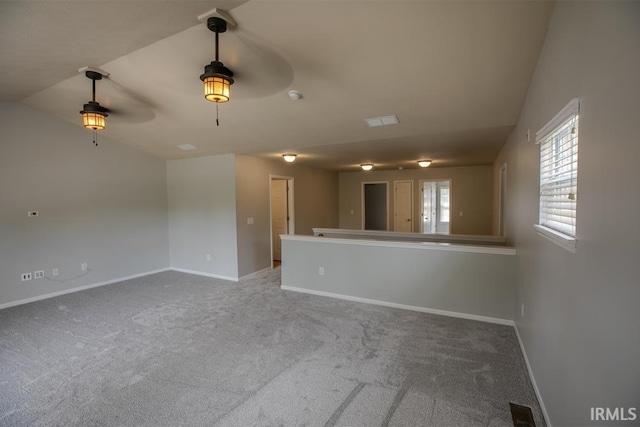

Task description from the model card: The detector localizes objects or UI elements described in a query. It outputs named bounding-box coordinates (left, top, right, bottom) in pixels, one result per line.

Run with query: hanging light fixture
left=418, top=160, right=432, bottom=168
left=282, top=154, right=297, bottom=163
left=79, top=70, right=108, bottom=146
left=361, top=164, right=373, bottom=171
left=200, top=16, right=234, bottom=126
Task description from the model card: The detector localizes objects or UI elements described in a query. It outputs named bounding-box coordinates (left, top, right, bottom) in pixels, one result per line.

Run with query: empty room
left=1, top=1, right=638, bottom=426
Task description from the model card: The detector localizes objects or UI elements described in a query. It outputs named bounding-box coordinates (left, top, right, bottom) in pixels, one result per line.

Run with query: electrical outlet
left=53, top=268, right=59, bottom=276
left=34, top=270, right=44, bottom=279
left=459, top=211, right=464, bottom=217
left=27, top=211, right=39, bottom=217
left=81, top=263, right=88, bottom=272
left=206, top=254, right=211, bottom=261
left=319, top=267, right=325, bottom=276
left=21, top=272, right=32, bottom=281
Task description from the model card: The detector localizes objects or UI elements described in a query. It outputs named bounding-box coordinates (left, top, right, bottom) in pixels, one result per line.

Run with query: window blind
left=537, top=98, right=579, bottom=238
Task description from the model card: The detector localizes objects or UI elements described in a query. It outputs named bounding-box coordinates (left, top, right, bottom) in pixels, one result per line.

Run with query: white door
left=394, top=180, right=413, bottom=232
left=271, top=179, right=288, bottom=261
left=421, top=180, right=450, bottom=234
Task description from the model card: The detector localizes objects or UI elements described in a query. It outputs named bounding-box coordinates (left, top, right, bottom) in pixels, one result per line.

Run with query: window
left=534, top=98, right=579, bottom=252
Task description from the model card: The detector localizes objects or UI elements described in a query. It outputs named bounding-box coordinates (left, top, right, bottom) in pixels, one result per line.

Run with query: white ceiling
left=3, top=1, right=554, bottom=171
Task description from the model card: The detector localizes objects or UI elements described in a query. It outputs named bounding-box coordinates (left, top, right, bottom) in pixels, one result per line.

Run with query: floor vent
left=509, top=402, right=536, bottom=427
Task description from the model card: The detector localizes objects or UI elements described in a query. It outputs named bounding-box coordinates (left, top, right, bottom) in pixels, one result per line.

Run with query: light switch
left=247, top=217, right=254, bottom=225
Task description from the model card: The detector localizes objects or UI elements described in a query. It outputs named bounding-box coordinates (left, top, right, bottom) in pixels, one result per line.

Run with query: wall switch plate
left=53, top=268, right=59, bottom=276
left=81, top=263, right=88, bottom=272
left=34, top=270, right=44, bottom=279
left=28, top=211, right=39, bottom=217
left=459, top=211, right=464, bottom=217
left=521, top=304, right=525, bottom=318
left=247, top=217, right=254, bottom=225
left=21, top=272, right=32, bottom=281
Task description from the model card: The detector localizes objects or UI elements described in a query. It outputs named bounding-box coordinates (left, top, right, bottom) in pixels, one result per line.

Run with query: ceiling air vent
left=364, top=115, right=399, bottom=127
left=178, top=144, right=198, bottom=151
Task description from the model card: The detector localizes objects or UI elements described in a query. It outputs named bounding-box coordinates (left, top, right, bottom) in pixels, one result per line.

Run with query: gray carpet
left=0, top=269, right=545, bottom=426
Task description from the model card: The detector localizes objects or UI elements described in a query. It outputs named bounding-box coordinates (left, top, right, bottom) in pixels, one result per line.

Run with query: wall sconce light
left=282, top=154, right=297, bottom=163
left=361, top=164, right=373, bottom=171
left=418, top=160, right=432, bottom=168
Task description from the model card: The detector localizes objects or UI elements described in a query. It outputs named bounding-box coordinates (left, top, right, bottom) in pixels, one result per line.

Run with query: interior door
left=394, top=180, right=413, bottom=232
left=271, top=179, right=288, bottom=261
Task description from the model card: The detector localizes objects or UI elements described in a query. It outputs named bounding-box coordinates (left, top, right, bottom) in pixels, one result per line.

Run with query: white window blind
left=536, top=98, right=579, bottom=239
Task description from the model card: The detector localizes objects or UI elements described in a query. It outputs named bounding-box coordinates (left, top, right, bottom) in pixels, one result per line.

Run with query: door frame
left=361, top=181, right=389, bottom=231
left=498, top=163, right=507, bottom=237
left=393, top=180, right=414, bottom=232
left=269, top=175, right=295, bottom=268
left=419, top=179, right=452, bottom=234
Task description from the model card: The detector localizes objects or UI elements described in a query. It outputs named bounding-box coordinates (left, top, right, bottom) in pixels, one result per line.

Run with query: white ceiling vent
left=178, top=144, right=198, bottom=151
left=364, top=115, right=399, bottom=127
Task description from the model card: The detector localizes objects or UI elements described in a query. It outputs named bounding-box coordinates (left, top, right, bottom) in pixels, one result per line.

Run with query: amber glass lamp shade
left=203, top=76, right=232, bottom=103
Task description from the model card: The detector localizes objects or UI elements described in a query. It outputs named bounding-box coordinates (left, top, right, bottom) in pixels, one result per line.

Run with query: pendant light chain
left=216, top=103, right=220, bottom=126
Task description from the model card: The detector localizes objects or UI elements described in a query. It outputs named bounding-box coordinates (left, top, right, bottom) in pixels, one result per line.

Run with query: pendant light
left=200, top=16, right=234, bottom=126
left=79, top=70, right=108, bottom=146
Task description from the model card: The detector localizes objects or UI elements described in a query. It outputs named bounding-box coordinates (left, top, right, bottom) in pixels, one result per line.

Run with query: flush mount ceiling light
left=418, top=160, right=432, bottom=168
left=282, top=154, right=297, bottom=163
left=79, top=70, right=109, bottom=146
left=361, top=164, right=373, bottom=171
left=288, top=90, right=302, bottom=101
left=200, top=15, right=234, bottom=126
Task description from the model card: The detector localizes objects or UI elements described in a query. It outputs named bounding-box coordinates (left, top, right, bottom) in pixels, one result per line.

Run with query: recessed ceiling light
left=282, top=154, right=297, bottom=162
left=418, top=160, right=432, bottom=168
left=178, top=144, right=198, bottom=151
left=361, top=164, right=373, bottom=171
left=364, top=115, right=399, bottom=127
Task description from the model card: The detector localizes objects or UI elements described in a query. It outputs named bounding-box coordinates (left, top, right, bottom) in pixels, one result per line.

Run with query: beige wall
left=339, top=166, right=494, bottom=235
left=167, top=154, right=238, bottom=280
left=234, top=155, right=338, bottom=277
left=0, top=102, right=169, bottom=307
left=494, top=2, right=640, bottom=425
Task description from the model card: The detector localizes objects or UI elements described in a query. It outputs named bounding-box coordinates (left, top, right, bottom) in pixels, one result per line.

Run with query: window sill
left=533, top=224, right=576, bottom=253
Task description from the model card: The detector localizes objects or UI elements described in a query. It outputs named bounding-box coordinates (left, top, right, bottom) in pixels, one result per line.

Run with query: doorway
left=420, top=180, right=451, bottom=234
left=362, top=182, right=388, bottom=231
left=394, top=180, right=413, bottom=232
left=270, top=176, right=294, bottom=267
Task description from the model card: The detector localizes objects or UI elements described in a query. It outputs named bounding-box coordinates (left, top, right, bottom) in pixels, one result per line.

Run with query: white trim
left=283, top=234, right=516, bottom=256
left=0, top=268, right=170, bottom=310
left=169, top=267, right=238, bottom=282
left=281, top=285, right=514, bottom=326
left=533, top=224, right=576, bottom=253
left=514, top=324, right=552, bottom=427
left=269, top=175, right=295, bottom=268
left=535, top=97, right=580, bottom=143
left=312, top=228, right=506, bottom=244
left=239, top=267, right=272, bottom=281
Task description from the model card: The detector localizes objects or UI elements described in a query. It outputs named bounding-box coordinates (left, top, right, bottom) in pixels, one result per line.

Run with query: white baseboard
left=0, top=268, right=170, bottom=311
left=281, top=285, right=515, bottom=326
left=514, top=323, right=552, bottom=427
left=169, top=267, right=238, bottom=282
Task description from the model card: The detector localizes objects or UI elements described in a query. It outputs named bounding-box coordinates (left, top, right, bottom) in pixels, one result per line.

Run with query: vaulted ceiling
left=1, top=1, right=554, bottom=171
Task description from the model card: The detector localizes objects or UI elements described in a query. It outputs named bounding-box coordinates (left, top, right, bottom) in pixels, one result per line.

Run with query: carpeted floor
left=0, top=268, right=545, bottom=426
